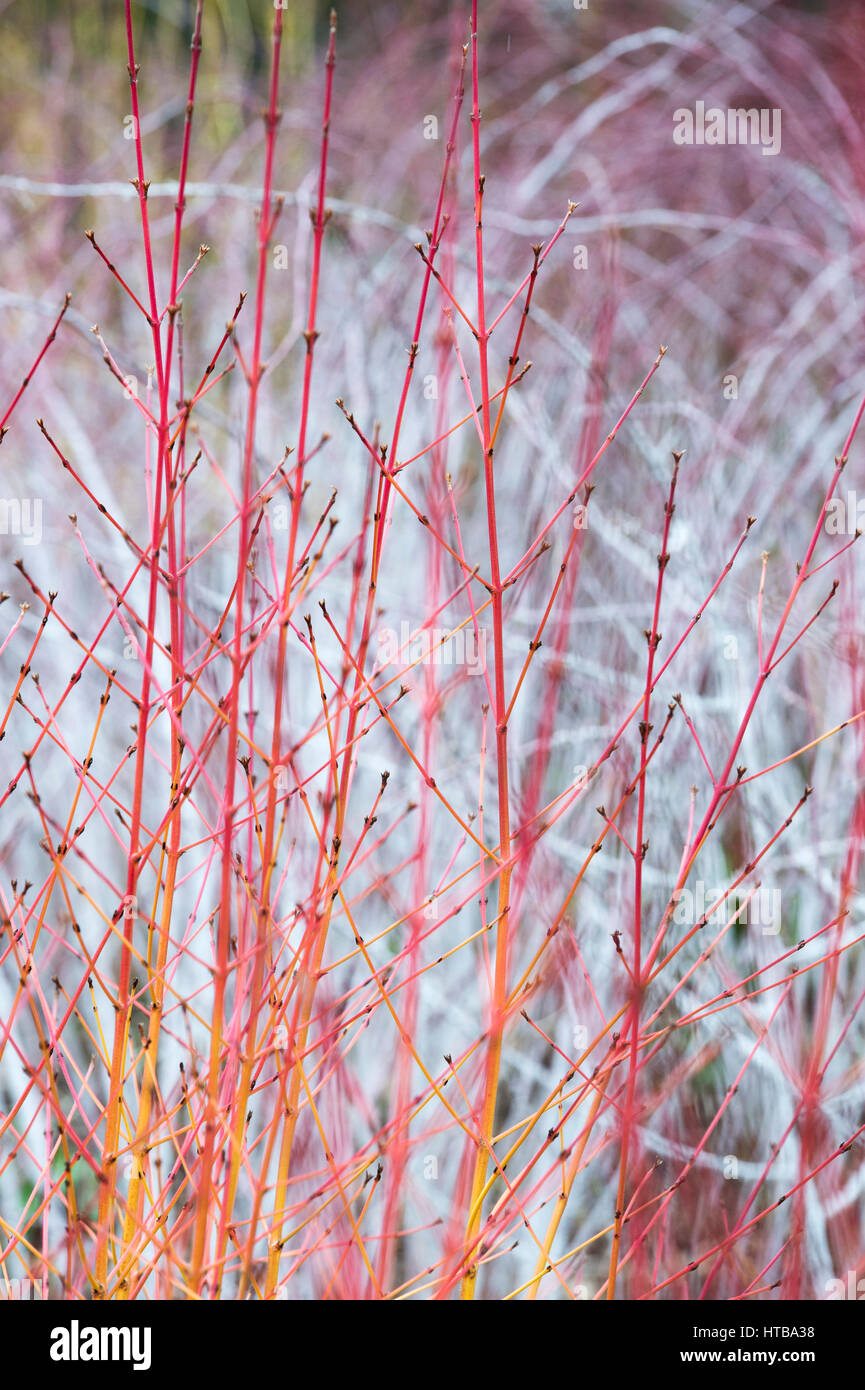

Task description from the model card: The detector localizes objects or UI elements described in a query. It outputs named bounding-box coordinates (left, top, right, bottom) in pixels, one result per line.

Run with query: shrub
left=1, top=0, right=864, bottom=1302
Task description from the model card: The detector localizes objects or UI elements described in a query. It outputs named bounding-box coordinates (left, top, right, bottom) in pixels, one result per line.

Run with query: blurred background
left=2, top=0, right=865, bottom=1299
